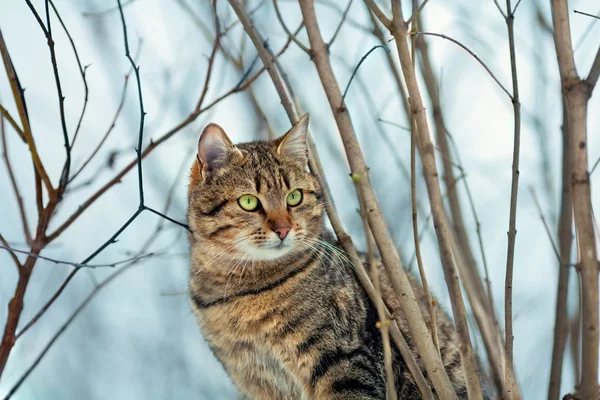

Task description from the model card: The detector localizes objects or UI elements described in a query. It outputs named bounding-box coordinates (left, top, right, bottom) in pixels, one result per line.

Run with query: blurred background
left=0, top=0, right=599, bottom=398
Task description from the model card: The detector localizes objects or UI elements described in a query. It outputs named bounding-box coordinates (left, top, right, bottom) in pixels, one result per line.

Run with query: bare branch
left=409, top=105, right=438, bottom=354
left=69, top=72, right=131, bottom=183
left=573, top=10, right=600, bottom=20
left=327, top=0, right=354, bottom=49
left=501, top=1, right=523, bottom=398
left=414, top=32, right=512, bottom=99
left=415, top=19, right=508, bottom=396
left=0, top=245, right=153, bottom=270
left=0, top=234, right=22, bottom=270
left=585, top=46, right=600, bottom=91
left=493, top=0, right=508, bottom=19
left=299, top=0, right=457, bottom=396
left=551, top=0, right=600, bottom=397
left=529, top=187, right=561, bottom=262
left=24, top=0, right=72, bottom=191
left=48, top=0, right=89, bottom=147
left=342, top=44, right=389, bottom=101
left=362, top=0, right=392, bottom=30
left=382, top=0, right=484, bottom=396
left=358, top=195, right=397, bottom=400
left=0, top=104, right=25, bottom=142
left=0, top=27, right=54, bottom=193
left=406, top=0, right=431, bottom=25
left=195, top=2, right=221, bottom=112
left=273, top=0, right=311, bottom=54
left=1, top=110, right=32, bottom=244
left=591, top=156, right=600, bottom=175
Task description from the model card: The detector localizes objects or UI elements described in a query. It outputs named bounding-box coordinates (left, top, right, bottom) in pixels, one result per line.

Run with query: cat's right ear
left=197, top=123, right=234, bottom=179
left=276, top=113, right=309, bottom=166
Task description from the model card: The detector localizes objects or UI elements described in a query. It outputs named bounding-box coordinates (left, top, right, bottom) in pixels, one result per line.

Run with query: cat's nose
left=273, top=226, right=291, bottom=240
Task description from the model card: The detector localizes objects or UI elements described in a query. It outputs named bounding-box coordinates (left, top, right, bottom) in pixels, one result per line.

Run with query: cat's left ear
left=197, top=123, right=237, bottom=179
left=276, top=113, right=309, bottom=165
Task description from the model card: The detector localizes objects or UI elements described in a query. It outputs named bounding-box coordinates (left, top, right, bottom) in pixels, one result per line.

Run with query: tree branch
left=273, top=0, right=311, bottom=54
left=551, top=0, right=600, bottom=398
left=298, top=0, right=457, bottom=396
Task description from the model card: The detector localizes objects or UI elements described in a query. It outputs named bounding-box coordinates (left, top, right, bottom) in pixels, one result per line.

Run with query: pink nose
left=274, top=226, right=291, bottom=240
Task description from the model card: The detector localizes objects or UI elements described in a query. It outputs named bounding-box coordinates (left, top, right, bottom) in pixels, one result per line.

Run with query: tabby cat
left=188, top=114, right=488, bottom=399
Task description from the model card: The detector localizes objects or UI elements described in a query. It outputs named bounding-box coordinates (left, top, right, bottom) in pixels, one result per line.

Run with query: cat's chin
left=237, top=241, right=295, bottom=262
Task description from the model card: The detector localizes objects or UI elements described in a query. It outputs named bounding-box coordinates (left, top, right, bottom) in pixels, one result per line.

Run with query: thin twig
left=409, top=101, right=438, bottom=353
left=407, top=0, right=431, bottom=25
left=327, top=0, right=354, bottom=49
left=48, top=0, right=89, bottom=148
left=0, top=104, right=25, bottom=142
left=69, top=73, right=131, bottom=183
left=548, top=100, right=573, bottom=400
left=585, top=46, right=600, bottom=91
left=5, top=242, right=159, bottom=399
left=0, top=27, right=53, bottom=193
left=1, top=111, right=32, bottom=244
left=194, top=2, right=221, bottom=112
left=272, top=0, right=311, bottom=54
left=25, top=0, right=71, bottom=191
left=362, top=0, right=392, bottom=30
left=493, top=0, right=508, bottom=19
left=0, top=234, right=22, bottom=270
left=499, top=1, right=523, bottom=398
left=529, top=187, right=561, bottom=261
left=573, top=10, right=600, bottom=20
left=590, top=156, right=600, bottom=175
left=342, top=44, right=389, bottom=101
left=0, top=245, right=153, bottom=270
left=413, top=32, right=512, bottom=99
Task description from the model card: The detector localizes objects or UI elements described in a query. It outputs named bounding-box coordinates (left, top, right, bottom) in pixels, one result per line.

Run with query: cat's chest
left=206, top=294, right=294, bottom=336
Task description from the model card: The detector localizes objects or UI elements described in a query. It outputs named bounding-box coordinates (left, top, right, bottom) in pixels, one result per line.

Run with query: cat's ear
left=198, top=123, right=235, bottom=177
left=276, top=113, right=309, bottom=165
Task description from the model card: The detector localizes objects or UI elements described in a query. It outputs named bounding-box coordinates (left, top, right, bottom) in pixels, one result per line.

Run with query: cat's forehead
left=237, top=143, right=302, bottom=191
left=237, top=142, right=281, bottom=167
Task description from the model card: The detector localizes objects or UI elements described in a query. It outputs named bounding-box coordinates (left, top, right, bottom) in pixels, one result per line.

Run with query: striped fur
left=188, top=117, right=490, bottom=399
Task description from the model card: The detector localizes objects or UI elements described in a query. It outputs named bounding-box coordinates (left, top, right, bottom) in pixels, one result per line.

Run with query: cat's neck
left=191, top=247, right=320, bottom=308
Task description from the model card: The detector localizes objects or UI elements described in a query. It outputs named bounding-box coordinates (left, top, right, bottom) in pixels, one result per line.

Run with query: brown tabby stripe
left=200, top=200, right=228, bottom=216
left=208, top=224, right=235, bottom=238
left=193, top=251, right=320, bottom=309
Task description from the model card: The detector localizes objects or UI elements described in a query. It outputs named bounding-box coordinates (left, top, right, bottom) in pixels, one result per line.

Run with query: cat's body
left=188, top=115, right=487, bottom=399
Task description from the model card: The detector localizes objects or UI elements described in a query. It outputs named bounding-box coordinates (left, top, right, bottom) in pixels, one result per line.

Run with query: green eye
left=286, top=189, right=303, bottom=207
left=238, top=194, right=259, bottom=211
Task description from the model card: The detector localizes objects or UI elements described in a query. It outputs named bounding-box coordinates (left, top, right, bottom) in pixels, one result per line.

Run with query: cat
left=188, top=113, right=488, bottom=399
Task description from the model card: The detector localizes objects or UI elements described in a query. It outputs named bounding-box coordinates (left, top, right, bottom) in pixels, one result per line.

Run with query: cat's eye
left=238, top=194, right=259, bottom=211
left=286, top=189, right=303, bottom=207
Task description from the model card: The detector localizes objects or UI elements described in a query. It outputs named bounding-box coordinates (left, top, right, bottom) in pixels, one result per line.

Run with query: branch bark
left=500, top=1, right=522, bottom=398
left=415, top=16, right=509, bottom=398
left=297, top=0, right=457, bottom=397
left=548, top=99, right=573, bottom=400
left=551, top=0, right=600, bottom=398
left=370, top=1, right=484, bottom=397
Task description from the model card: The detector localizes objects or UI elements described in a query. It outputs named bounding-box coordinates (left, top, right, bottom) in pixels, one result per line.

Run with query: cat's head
left=188, top=114, right=323, bottom=262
